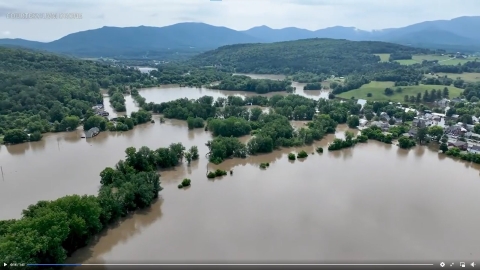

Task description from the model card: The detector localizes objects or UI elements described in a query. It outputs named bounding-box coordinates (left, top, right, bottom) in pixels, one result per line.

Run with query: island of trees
left=209, top=75, right=295, bottom=94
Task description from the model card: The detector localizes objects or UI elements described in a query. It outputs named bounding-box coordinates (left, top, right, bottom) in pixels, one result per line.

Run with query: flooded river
left=1, top=75, right=480, bottom=263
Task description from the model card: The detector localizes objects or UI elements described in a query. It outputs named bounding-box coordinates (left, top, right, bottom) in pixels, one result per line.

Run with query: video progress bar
left=26, top=263, right=436, bottom=266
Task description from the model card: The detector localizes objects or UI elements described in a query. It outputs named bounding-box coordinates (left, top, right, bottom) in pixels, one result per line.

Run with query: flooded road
left=1, top=74, right=480, bottom=263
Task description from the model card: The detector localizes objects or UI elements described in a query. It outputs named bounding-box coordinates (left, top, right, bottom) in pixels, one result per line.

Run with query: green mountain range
left=0, top=16, right=479, bottom=58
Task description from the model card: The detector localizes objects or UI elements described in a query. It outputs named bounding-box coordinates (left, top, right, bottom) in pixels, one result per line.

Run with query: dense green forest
left=189, top=39, right=429, bottom=75
left=0, top=143, right=194, bottom=267
left=0, top=47, right=157, bottom=141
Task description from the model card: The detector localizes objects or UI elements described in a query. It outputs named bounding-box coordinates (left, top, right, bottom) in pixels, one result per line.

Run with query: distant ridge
left=0, top=16, right=479, bottom=58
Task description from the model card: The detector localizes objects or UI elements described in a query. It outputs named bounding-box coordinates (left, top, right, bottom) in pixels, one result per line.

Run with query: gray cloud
left=0, top=0, right=479, bottom=41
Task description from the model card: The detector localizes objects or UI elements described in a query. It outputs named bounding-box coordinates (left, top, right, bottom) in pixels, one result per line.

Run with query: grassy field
left=373, top=54, right=477, bottom=66
left=426, top=72, right=480, bottom=82
left=337, top=81, right=463, bottom=103
left=412, top=54, right=475, bottom=65
left=395, top=59, right=419, bottom=65
left=374, top=54, right=390, bottom=62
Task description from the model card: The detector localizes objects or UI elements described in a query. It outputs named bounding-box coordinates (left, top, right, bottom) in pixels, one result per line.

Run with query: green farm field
left=337, top=81, right=463, bottom=102
left=373, top=53, right=476, bottom=65
left=396, top=59, right=419, bottom=65
left=426, top=72, right=480, bottom=82
left=374, top=54, right=390, bottom=62
left=412, top=54, right=474, bottom=65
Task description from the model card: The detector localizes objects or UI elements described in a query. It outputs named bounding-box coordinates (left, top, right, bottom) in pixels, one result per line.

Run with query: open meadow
left=374, top=54, right=390, bottom=62
left=337, top=81, right=463, bottom=102
left=412, top=54, right=474, bottom=65
left=426, top=72, right=480, bottom=82
left=373, top=53, right=476, bottom=66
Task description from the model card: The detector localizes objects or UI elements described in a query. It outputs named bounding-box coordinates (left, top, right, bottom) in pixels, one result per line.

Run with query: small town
left=356, top=97, right=480, bottom=154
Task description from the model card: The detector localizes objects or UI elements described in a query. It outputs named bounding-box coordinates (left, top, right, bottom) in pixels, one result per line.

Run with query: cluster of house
left=80, top=104, right=108, bottom=139
left=357, top=98, right=480, bottom=154
left=92, top=104, right=109, bottom=117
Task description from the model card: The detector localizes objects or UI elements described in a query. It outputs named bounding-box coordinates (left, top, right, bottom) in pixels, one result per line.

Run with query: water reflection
left=396, top=147, right=409, bottom=158
left=414, top=145, right=426, bottom=157
left=5, top=144, right=29, bottom=155
left=67, top=198, right=163, bottom=266
left=30, top=139, right=47, bottom=152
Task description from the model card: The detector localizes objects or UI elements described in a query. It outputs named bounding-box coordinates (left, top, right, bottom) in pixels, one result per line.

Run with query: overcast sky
left=1, top=0, right=479, bottom=42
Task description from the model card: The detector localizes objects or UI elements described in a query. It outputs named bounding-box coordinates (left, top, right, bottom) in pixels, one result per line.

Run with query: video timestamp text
left=6, top=13, right=83, bottom=19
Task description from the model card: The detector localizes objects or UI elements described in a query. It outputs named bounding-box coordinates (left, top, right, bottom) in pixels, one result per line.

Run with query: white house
left=404, top=108, right=419, bottom=115
left=437, top=98, right=449, bottom=108
left=359, top=119, right=368, bottom=127
left=468, top=145, right=480, bottom=154
left=357, top=99, right=367, bottom=109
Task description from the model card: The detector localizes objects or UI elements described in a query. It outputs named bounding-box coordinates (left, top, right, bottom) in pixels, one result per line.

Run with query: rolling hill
left=189, top=38, right=428, bottom=75
left=0, top=16, right=478, bottom=59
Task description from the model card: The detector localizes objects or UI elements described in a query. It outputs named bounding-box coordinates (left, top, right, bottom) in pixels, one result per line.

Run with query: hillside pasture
left=411, top=54, right=474, bottom=65
left=412, top=54, right=451, bottom=62
left=438, top=58, right=476, bottom=65
left=374, top=53, right=390, bottom=62
left=373, top=54, right=476, bottom=66
left=425, top=72, right=480, bottom=82
left=337, top=81, right=463, bottom=103
left=395, top=59, right=419, bottom=65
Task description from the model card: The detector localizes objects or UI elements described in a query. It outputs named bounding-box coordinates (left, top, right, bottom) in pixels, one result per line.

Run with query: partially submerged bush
left=316, top=147, right=323, bottom=153
left=259, top=162, right=270, bottom=169
left=297, top=150, right=308, bottom=158
left=288, top=153, right=296, bottom=160
left=178, top=178, right=191, bottom=188
left=207, top=169, right=228, bottom=179
left=181, top=178, right=191, bottom=187
left=215, top=169, right=227, bottom=177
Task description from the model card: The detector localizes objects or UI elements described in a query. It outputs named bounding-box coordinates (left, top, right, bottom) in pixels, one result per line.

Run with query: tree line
left=3, top=109, right=153, bottom=144
left=209, top=75, right=295, bottom=94
left=0, top=47, right=158, bottom=143
left=0, top=143, right=196, bottom=267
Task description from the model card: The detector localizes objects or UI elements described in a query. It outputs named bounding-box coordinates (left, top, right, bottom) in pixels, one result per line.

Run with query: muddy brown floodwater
left=1, top=75, right=480, bottom=264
